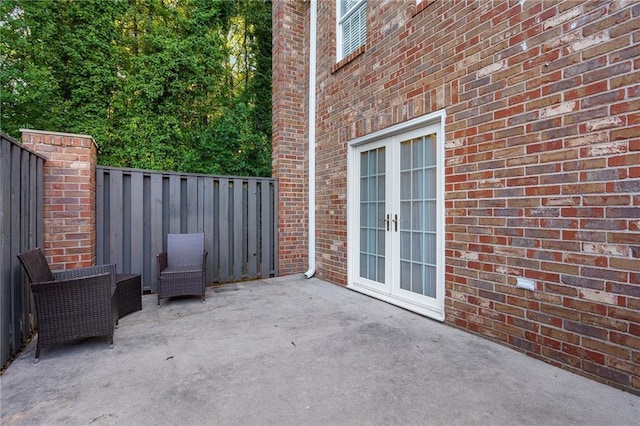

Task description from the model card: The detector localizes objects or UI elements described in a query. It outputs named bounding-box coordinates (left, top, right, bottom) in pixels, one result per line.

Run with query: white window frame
left=336, top=0, right=367, bottom=61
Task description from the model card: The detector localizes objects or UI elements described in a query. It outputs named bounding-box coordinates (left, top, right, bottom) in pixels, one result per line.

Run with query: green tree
left=1, top=0, right=124, bottom=143
left=1, top=0, right=272, bottom=177
left=104, top=0, right=232, bottom=171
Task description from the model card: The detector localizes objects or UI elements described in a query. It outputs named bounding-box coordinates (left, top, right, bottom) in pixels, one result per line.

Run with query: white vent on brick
left=339, top=0, right=366, bottom=59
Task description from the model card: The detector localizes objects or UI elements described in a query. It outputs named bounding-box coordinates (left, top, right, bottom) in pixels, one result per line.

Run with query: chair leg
left=34, top=343, right=41, bottom=364
left=109, top=333, right=114, bottom=349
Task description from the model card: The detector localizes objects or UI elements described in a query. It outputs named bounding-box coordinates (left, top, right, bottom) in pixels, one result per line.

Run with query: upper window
left=337, top=0, right=367, bottom=61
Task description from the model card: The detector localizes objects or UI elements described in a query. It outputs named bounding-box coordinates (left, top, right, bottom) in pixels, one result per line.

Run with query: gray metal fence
left=0, top=133, right=44, bottom=368
left=96, top=166, right=278, bottom=292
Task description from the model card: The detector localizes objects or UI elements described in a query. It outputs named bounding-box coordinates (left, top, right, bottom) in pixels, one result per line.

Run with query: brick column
left=21, top=129, right=97, bottom=270
left=272, top=0, right=309, bottom=275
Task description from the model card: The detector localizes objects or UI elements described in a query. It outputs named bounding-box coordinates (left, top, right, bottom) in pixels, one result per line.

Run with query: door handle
left=392, top=214, right=398, bottom=232
left=382, top=214, right=390, bottom=231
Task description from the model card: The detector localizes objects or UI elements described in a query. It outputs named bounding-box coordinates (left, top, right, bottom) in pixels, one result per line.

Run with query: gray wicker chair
left=156, top=233, right=207, bottom=307
left=17, top=248, right=117, bottom=363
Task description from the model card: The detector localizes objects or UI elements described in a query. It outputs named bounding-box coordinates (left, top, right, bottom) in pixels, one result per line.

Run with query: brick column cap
left=20, top=128, right=98, bottom=150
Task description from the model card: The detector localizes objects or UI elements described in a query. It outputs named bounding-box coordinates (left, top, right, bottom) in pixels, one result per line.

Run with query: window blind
left=339, top=0, right=366, bottom=58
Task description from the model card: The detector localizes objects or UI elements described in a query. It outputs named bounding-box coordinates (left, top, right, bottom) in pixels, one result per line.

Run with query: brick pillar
left=21, top=129, right=97, bottom=270
left=272, top=0, right=309, bottom=275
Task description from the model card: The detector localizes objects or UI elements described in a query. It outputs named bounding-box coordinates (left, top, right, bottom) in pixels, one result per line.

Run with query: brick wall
left=274, top=0, right=640, bottom=393
left=272, top=0, right=310, bottom=275
left=21, top=130, right=97, bottom=270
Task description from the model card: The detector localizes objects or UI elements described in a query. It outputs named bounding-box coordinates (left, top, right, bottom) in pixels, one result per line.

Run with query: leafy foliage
left=1, top=0, right=272, bottom=176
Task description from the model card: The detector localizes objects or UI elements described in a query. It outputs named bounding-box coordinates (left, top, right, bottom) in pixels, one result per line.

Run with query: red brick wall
left=21, top=130, right=97, bottom=270
left=274, top=0, right=640, bottom=393
left=272, top=0, right=310, bottom=275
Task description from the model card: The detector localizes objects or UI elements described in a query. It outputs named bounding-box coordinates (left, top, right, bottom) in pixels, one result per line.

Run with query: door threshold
left=347, top=283, right=445, bottom=322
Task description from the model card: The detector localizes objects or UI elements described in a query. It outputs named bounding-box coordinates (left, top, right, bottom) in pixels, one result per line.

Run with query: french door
left=348, top=120, right=444, bottom=321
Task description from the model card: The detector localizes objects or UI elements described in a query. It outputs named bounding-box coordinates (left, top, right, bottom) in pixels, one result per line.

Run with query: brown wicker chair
left=156, top=233, right=207, bottom=307
left=17, top=248, right=117, bottom=363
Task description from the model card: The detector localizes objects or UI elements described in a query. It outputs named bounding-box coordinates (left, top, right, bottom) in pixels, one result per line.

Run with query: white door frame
left=347, top=110, right=446, bottom=321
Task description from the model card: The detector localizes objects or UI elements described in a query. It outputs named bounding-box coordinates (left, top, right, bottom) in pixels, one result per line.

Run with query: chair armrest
left=157, top=252, right=168, bottom=274
left=53, top=264, right=117, bottom=286
left=31, top=272, right=113, bottom=303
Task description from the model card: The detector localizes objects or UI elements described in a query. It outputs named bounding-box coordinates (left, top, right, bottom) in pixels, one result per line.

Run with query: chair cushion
left=162, top=264, right=203, bottom=274
left=167, top=233, right=204, bottom=268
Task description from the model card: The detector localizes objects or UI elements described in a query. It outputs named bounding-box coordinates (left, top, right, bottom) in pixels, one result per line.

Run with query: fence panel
left=0, top=133, right=44, bottom=368
left=96, top=166, right=278, bottom=292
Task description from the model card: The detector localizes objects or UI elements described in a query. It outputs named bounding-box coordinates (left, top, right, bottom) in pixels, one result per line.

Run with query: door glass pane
left=377, top=230, right=385, bottom=255
left=361, top=153, right=368, bottom=176
left=368, top=229, right=376, bottom=253
left=359, top=147, right=385, bottom=283
left=360, top=178, right=368, bottom=201
left=425, top=233, right=436, bottom=265
left=401, top=201, right=411, bottom=230
left=360, top=254, right=368, bottom=280
left=400, top=261, right=411, bottom=290
left=412, top=232, right=423, bottom=262
left=400, top=171, right=411, bottom=199
left=368, top=177, right=376, bottom=201
left=377, top=256, right=385, bottom=282
left=425, top=134, right=437, bottom=166
left=399, top=135, right=437, bottom=299
left=361, top=202, right=368, bottom=226
left=412, top=201, right=423, bottom=231
left=400, top=231, right=410, bottom=259
left=368, top=255, right=376, bottom=279
left=425, top=167, right=436, bottom=199
left=369, top=149, right=377, bottom=176
left=424, top=265, right=436, bottom=297
left=401, top=142, right=411, bottom=170
left=412, top=263, right=423, bottom=294
left=425, top=200, right=436, bottom=231
left=377, top=203, right=385, bottom=227
left=412, top=139, right=424, bottom=168
left=412, top=170, right=424, bottom=198
left=368, top=206, right=376, bottom=230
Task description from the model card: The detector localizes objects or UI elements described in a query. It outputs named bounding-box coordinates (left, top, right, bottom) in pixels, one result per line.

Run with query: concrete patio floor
left=1, top=275, right=639, bottom=425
